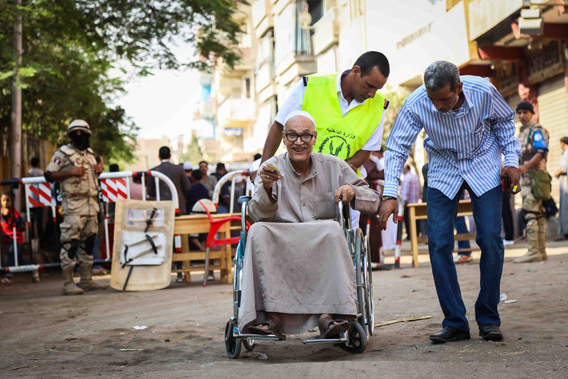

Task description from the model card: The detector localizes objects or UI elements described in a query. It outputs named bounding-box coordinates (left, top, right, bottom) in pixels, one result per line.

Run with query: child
left=1, top=191, right=39, bottom=283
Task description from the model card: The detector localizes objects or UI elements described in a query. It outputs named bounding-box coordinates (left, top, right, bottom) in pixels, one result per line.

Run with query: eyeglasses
left=284, top=132, right=314, bottom=143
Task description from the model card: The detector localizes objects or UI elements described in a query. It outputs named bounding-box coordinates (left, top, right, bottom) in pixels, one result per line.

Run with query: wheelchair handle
left=338, top=195, right=344, bottom=229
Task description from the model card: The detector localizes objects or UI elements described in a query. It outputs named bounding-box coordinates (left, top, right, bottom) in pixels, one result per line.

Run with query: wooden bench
left=172, top=213, right=244, bottom=284
left=407, top=200, right=477, bottom=268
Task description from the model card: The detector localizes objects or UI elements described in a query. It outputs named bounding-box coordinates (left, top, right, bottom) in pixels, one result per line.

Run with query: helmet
left=67, top=119, right=91, bottom=136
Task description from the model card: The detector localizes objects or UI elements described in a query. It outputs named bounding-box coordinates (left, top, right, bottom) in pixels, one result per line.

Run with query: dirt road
left=1, top=242, right=567, bottom=378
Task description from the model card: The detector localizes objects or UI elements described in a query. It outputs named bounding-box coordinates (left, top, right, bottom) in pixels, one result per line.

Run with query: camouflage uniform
left=516, top=121, right=549, bottom=262
left=46, top=144, right=100, bottom=270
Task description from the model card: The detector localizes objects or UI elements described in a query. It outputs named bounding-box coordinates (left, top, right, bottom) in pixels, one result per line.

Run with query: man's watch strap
left=382, top=195, right=397, bottom=201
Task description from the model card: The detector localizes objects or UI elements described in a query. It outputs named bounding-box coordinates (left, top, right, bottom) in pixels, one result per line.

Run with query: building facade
left=209, top=0, right=568, bottom=209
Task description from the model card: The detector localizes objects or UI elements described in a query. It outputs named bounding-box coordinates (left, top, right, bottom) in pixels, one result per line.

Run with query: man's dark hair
left=424, top=61, right=460, bottom=92
left=2, top=190, right=11, bottom=197
left=561, top=136, right=568, bottom=145
left=30, top=157, right=40, bottom=167
left=404, top=165, right=411, bottom=170
left=253, top=153, right=262, bottom=161
left=159, top=146, right=171, bottom=160
left=109, top=164, right=119, bottom=172
left=353, top=51, right=390, bottom=77
left=199, top=160, right=208, bottom=166
left=191, top=169, right=203, bottom=181
left=216, top=163, right=226, bottom=171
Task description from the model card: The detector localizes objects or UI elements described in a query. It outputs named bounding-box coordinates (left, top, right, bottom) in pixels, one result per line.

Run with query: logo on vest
left=319, top=135, right=352, bottom=160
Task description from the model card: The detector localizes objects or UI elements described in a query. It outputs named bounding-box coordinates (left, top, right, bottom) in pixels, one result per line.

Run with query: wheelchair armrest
left=238, top=196, right=252, bottom=203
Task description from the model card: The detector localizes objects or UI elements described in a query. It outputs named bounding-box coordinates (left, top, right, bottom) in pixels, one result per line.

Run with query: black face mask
left=70, top=132, right=90, bottom=150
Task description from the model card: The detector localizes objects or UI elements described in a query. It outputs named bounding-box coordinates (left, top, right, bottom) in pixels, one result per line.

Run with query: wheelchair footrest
left=235, top=333, right=281, bottom=341
left=302, top=332, right=348, bottom=345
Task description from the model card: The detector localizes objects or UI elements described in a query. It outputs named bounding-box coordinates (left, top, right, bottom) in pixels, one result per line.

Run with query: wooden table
left=407, top=200, right=476, bottom=268
left=173, top=213, right=243, bottom=284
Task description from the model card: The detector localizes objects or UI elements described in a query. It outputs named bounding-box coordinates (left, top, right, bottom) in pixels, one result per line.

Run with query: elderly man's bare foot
left=248, top=317, right=286, bottom=340
left=318, top=316, right=349, bottom=339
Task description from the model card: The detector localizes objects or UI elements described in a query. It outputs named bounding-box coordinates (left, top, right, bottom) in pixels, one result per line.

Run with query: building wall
left=538, top=74, right=568, bottom=202
left=122, top=137, right=172, bottom=171
left=211, top=2, right=258, bottom=162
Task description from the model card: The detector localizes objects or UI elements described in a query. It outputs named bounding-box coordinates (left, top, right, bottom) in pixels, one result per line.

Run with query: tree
left=180, top=134, right=204, bottom=165
left=0, top=0, right=247, bottom=169
left=381, top=85, right=424, bottom=173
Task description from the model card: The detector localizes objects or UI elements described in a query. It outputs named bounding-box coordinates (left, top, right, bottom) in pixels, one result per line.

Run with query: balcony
left=199, top=100, right=214, bottom=118
left=217, top=98, right=256, bottom=129
left=312, top=8, right=339, bottom=56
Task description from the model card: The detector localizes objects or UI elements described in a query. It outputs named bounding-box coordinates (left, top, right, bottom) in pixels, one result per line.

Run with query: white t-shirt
left=274, top=70, right=385, bottom=152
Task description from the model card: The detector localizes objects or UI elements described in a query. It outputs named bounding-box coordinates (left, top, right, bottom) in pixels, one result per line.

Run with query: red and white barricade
left=1, top=171, right=179, bottom=272
left=100, top=178, right=129, bottom=203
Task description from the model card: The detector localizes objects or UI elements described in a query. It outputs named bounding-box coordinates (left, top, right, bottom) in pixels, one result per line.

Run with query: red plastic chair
left=199, top=200, right=250, bottom=286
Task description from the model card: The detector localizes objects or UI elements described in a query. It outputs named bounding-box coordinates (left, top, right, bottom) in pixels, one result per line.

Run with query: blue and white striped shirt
left=384, top=76, right=521, bottom=200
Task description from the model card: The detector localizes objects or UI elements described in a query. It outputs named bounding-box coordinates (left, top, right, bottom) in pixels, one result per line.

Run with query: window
left=307, top=0, right=324, bottom=25
left=244, top=78, right=251, bottom=99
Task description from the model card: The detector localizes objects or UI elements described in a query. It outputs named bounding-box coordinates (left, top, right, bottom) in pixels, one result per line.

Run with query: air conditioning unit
left=518, top=8, right=544, bottom=35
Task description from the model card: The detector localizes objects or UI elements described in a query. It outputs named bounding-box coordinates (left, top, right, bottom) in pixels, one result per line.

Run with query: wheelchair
left=224, top=195, right=375, bottom=359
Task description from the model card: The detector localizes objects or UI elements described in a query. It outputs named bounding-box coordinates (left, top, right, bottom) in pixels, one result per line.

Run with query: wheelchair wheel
left=243, top=339, right=255, bottom=351
left=225, top=320, right=242, bottom=359
left=365, top=234, right=374, bottom=336
left=355, top=230, right=368, bottom=336
left=337, top=321, right=367, bottom=354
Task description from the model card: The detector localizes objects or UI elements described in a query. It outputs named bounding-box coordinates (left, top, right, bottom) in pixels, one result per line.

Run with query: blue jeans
left=427, top=182, right=504, bottom=331
left=456, top=190, right=471, bottom=253
left=4, top=241, right=27, bottom=278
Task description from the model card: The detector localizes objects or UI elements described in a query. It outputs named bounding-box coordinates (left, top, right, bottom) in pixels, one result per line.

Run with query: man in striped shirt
left=379, top=61, right=521, bottom=344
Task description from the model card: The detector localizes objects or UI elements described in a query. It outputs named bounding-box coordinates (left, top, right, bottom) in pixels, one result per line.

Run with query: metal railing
left=211, top=171, right=252, bottom=212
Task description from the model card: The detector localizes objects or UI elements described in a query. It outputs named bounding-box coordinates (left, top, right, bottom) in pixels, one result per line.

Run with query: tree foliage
left=0, top=0, right=246, bottom=163
left=381, top=85, right=423, bottom=172
left=180, top=134, right=204, bottom=165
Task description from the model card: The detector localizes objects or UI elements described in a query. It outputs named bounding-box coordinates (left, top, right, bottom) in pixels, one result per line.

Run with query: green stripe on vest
left=301, top=73, right=385, bottom=163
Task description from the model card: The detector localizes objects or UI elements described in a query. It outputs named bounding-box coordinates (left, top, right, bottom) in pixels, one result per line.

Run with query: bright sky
left=112, top=42, right=213, bottom=141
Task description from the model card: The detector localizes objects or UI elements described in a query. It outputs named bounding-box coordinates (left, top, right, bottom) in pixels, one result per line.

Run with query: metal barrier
left=211, top=171, right=252, bottom=211
left=0, top=171, right=178, bottom=273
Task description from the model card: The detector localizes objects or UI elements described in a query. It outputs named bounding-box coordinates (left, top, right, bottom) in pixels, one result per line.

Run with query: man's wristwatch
left=382, top=195, right=397, bottom=201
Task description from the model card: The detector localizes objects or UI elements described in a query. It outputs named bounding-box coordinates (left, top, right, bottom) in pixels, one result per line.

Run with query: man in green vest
left=257, top=51, right=390, bottom=225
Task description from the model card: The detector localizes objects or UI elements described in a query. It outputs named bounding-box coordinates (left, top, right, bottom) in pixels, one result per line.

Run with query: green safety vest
left=301, top=73, right=388, bottom=167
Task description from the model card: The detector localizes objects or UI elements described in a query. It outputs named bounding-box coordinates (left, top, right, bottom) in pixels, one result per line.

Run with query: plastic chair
left=198, top=200, right=250, bottom=287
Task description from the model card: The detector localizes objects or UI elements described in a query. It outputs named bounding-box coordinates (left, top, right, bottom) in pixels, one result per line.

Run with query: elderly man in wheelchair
left=225, top=111, right=380, bottom=358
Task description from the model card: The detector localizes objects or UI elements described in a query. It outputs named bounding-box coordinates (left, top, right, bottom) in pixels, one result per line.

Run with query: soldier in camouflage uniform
left=45, top=120, right=109, bottom=295
left=514, top=102, right=549, bottom=263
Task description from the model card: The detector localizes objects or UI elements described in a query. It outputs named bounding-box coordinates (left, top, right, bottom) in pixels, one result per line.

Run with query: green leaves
left=0, top=71, right=15, bottom=81
left=1, top=0, right=246, bottom=164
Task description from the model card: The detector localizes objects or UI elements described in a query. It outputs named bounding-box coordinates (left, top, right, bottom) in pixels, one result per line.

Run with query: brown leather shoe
left=479, top=324, right=503, bottom=341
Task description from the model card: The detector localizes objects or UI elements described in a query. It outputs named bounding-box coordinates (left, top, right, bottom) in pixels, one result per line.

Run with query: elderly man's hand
left=378, top=199, right=397, bottom=230
left=502, top=166, right=521, bottom=195
left=259, top=166, right=280, bottom=190
left=334, top=185, right=355, bottom=204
